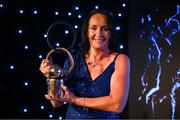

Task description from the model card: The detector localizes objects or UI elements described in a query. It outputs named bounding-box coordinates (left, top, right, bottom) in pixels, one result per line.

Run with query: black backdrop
left=0, top=0, right=129, bottom=119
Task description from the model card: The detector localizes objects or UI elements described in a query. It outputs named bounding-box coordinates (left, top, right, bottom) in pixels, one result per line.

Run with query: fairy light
left=115, top=26, right=121, bottom=31
left=118, top=13, right=122, bottom=17
left=38, top=54, right=43, bottom=59
left=56, top=43, right=60, bottom=47
left=19, top=9, right=24, bottom=14
left=40, top=105, right=44, bottom=110
left=54, top=11, right=59, bottom=15
left=68, top=12, right=72, bottom=16
left=95, top=5, right=99, bottom=9
left=23, top=108, right=28, bottom=112
left=74, top=25, right=78, bottom=29
left=18, top=29, right=23, bottom=34
left=119, top=44, right=124, bottom=49
left=77, top=14, right=81, bottom=18
left=44, top=34, right=47, bottom=38
left=0, top=4, right=3, bottom=7
left=24, top=45, right=29, bottom=50
left=24, top=81, right=29, bottom=86
left=75, top=6, right=79, bottom=10
left=122, top=3, right=126, bottom=7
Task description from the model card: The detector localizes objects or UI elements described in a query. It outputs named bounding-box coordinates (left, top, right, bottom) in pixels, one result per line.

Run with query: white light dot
left=38, top=54, right=43, bottom=59
left=95, top=5, right=99, bottom=9
left=0, top=4, right=3, bottom=8
left=118, top=13, right=122, bottom=17
left=24, top=81, right=28, bottom=86
left=49, top=114, right=53, bottom=118
left=119, top=44, right=124, bottom=49
left=74, top=25, right=78, bottom=29
left=24, top=45, right=28, bottom=50
left=68, top=12, right=72, bottom=16
left=75, top=6, right=79, bottom=10
left=115, top=26, right=120, bottom=31
left=19, top=9, right=24, bottom=14
left=55, top=11, right=59, bottom=15
left=147, top=14, right=151, bottom=21
left=23, top=108, right=27, bottom=112
left=59, top=116, right=62, bottom=120
left=78, top=14, right=81, bottom=18
left=10, top=65, right=14, bottom=70
left=122, top=3, right=126, bottom=7
left=56, top=43, right=60, bottom=47
left=40, top=105, right=44, bottom=109
left=33, top=10, right=38, bottom=14
left=44, top=34, right=47, bottom=38
left=18, top=29, right=23, bottom=34
left=65, top=30, right=69, bottom=34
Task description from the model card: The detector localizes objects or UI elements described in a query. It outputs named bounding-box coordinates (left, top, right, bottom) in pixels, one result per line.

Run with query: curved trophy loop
left=46, top=20, right=77, bottom=51
left=45, top=21, right=76, bottom=100
left=46, top=47, right=74, bottom=79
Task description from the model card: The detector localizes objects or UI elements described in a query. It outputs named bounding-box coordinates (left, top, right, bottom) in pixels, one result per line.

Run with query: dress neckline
left=84, top=59, right=114, bottom=81
left=83, top=54, right=119, bottom=81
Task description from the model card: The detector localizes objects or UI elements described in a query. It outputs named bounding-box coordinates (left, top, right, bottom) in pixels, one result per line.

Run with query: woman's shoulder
left=111, top=52, right=130, bottom=65
left=110, top=51, right=129, bottom=59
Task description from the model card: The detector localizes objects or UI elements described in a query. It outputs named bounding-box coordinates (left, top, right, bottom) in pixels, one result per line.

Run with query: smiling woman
left=87, top=13, right=111, bottom=51
left=39, top=9, right=130, bottom=119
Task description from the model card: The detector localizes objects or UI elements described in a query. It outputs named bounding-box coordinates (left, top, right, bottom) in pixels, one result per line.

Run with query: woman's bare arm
left=66, top=54, right=130, bottom=113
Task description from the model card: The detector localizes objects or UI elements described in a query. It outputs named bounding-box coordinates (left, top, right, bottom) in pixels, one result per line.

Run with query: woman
left=40, top=9, right=130, bottom=119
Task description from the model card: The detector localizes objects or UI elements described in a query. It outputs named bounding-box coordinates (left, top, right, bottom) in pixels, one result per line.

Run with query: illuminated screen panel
left=128, top=0, right=180, bottom=119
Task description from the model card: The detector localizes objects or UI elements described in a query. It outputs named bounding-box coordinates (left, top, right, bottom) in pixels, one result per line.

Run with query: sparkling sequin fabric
left=63, top=51, right=120, bottom=119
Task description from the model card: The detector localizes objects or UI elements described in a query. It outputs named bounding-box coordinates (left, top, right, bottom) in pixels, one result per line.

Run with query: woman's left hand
left=60, top=82, right=77, bottom=104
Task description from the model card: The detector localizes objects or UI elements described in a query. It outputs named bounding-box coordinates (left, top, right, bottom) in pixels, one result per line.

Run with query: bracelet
left=83, top=97, right=86, bottom=109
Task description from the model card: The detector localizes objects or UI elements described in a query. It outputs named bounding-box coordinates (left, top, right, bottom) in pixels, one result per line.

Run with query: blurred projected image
left=138, top=5, right=180, bottom=119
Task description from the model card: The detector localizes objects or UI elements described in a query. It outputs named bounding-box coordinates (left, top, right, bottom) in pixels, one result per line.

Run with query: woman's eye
left=91, top=27, right=97, bottom=30
left=103, top=27, right=110, bottom=31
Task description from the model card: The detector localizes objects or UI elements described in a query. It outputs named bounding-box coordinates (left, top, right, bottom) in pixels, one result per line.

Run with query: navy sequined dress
left=63, top=51, right=120, bottom=119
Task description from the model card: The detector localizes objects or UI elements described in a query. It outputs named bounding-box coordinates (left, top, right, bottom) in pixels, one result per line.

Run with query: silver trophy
left=46, top=48, right=74, bottom=100
left=45, top=21, right=76, bottom=100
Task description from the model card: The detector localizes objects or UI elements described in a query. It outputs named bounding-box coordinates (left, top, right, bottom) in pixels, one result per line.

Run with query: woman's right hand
left=40, top=58, right=64, bottom=108
left=39, top=58, right=53, bottom=78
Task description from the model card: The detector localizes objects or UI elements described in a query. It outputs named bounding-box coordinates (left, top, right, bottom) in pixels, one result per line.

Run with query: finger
left=44, top=59, right=52, bottom=66
left=44, top=58, right=53, bottom=66
left=45, top=94, right=63, bottom=101
left=45, top=94, right=56, bottom=101
left=42, top=66, right=51, bottom=72
left=40, top=66, right=50, bottom=75
left=61, top=81, right=68, bottom=92
left=40, top=60, right=49, bottom=69
left=61, top=83, right=69, bottom=93
left=40, top=59, right=45, bottom=65
left=40, top=59, right=45, bottom=69
left=45, top=94, right=51, bottom=100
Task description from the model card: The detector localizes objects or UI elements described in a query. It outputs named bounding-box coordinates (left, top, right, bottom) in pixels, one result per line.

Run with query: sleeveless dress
left=63, top=51, right=120, bottom=119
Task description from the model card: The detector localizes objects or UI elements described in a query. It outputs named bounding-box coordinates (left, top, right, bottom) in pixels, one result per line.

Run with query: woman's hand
left=45, top=81, right=77, bottom=104
left=60, top=82, right=77, bottom=104
left=39, top=58, right=53, bottom=78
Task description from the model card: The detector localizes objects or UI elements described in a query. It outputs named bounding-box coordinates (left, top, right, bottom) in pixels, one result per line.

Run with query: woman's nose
left=95, top=28, right=103, bottom=37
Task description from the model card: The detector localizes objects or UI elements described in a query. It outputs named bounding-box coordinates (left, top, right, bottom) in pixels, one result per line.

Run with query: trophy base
left=47, top=79, right=63, bottom=99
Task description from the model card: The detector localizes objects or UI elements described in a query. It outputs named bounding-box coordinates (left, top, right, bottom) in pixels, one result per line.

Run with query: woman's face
left=87, top=13, right=111, bottom=51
